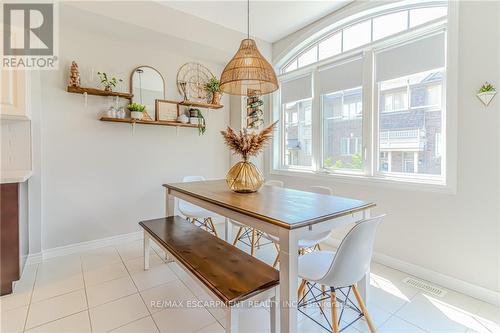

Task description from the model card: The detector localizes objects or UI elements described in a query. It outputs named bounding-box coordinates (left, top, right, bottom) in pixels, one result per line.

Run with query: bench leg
left=144, top=232, right=150, bottom=270
left=270, top=296, right=277, bottom=333
left=226, top=306, right=239, bottom=333
left=224, top=218, right=232, bottom=242
left=164, top=250, right=174, bottom=263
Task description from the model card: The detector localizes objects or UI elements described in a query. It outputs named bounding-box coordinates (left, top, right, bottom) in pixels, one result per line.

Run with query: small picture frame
left=155, top=99, right=179, bottom=122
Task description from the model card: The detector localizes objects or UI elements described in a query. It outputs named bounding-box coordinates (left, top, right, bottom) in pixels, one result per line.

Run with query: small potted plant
left=188, top=108, right=206, bottom=135
left=204, top=78, right=222, bottom=105
left=97, top=72, right=123, bottom=92
left=477, top=82, right=497, bottom=106
left=127, top=103, right=146, bottom=120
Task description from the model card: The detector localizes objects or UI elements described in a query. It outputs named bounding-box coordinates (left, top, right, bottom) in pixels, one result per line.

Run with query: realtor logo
left=2, top=3, right=58, bottom=69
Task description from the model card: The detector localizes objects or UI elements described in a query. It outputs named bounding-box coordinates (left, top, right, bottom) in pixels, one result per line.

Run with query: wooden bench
left=139, top=216, right=280, bottom=333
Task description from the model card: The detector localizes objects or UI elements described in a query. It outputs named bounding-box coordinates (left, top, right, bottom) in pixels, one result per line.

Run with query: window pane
left=322, top=87, right=363, bottom=171
left=373, top=11, right=408, bottom=41
left=283, top=59, right=297, bottom=73
left=378, top=70, right=444, bottom=175
left=319, top=32, right=341, bottom=60
left=297, top=46, right=317, bottom=68
left=409, top=72, right=443, bottom=108
left=343, top=20, right=371, bottom=51
left=283, top=99, right=313, bottom=167
left=410, top=7, right=447, bottom=27
left=380, top=79, right=408, bottom=112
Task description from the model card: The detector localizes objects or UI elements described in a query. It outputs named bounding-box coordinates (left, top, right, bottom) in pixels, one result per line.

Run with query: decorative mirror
left=130, top=66, right=165, bottom=120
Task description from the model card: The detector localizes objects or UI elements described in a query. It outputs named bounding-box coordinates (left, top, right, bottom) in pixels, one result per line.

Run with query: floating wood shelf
left=67, top=86, right=133, bottom=99
left=178, top=100, right=223, bottom=109
left=100, top=117, right=200, bottom=128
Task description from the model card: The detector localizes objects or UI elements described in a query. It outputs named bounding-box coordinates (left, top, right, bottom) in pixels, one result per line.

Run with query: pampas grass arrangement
left=220, top=121, right=278, bottom=161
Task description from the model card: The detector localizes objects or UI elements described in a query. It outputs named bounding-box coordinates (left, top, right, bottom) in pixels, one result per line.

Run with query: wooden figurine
left=68, top=61, right=80, bottom=87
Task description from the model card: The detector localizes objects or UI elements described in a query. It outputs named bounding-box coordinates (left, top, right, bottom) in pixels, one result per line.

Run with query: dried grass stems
left=221, top=121, right=278, bottom=161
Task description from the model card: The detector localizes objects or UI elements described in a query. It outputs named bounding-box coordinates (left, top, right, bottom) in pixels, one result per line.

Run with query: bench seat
left=139, top=216, right=279, bottom=306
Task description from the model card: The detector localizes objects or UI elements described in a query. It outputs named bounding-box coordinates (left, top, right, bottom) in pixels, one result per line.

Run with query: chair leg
left=330, top=289, right=339, bottom=333
left=320, top=285, right=326, bottom=312
left=298, top=279, right=307, bottom=301
left=272, top=253, right=279, bottom=268
left=272, top=243, right=280, bottom=268
left=232, top=227, right=243, bottom=246
left=207, top=217, right=218, bottom=237
left=250, top=229, right=256, bottom=256
left=352, top=285, right=377, bottom=333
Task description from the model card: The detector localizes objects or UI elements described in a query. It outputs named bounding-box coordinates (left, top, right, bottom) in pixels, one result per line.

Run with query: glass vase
left=226, top=159, right=264, bottom=193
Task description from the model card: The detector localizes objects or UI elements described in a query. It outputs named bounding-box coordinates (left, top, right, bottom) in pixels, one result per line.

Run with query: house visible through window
left=283, top=100, right=313, bottom=167
left=322, top=86, right=363, bottom=171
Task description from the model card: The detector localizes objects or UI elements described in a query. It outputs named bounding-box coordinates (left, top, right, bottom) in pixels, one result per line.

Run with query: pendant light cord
left=247, top=0, right=250, bottom=39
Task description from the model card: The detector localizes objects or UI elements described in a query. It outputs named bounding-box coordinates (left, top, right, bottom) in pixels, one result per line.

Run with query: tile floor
left=1, top=224, right=499, bottom=333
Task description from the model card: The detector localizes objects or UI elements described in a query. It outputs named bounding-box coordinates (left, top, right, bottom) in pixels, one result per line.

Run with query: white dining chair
left=231, top=180, right=284, bottom=256
left=265, top=185, right=335, bottom=267
left=297, top=215, right=385, bottom=333
left=177, top=176, right=218, bottom=237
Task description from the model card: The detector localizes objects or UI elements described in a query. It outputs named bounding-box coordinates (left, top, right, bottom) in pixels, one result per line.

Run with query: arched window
left=280, top=3, right=447, bottom=73
left=273, top=1, right=449, bottom=186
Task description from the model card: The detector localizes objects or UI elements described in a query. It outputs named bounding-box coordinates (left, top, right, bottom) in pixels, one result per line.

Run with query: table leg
left=358, top=209, right=371, bottom=303
left=278, top=230, right=299, bottom=333
left=226, top=306, right=239, bottom=333
left=143, top=232, right=150, bottom=270
left=224, top=218, right=232, bottom=243
left=165, top=189, right=174, bottom=217
left=270, top=294, right=277, bottom=333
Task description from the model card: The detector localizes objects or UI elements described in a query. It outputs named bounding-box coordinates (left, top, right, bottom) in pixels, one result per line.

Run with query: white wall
left=268, top=1, right=500, bottom=296
left=30, top=3, right=273, bottom=250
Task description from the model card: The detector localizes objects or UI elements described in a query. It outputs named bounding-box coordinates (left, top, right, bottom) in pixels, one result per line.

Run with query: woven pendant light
left=219, top=0, right=278, bottom=96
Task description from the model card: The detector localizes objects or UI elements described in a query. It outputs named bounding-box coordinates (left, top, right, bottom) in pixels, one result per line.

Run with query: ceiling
left=159, top=1, right=353, bottom=43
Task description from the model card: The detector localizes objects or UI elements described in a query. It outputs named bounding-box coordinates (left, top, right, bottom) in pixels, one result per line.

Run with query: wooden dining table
left=163, top=180, right=375, bottom=333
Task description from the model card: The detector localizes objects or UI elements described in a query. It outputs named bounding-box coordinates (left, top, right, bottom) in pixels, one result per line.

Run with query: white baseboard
left=26, top=231, right=143, bottom=264
left=324, top=238, right=500, bottom=307
left=26, top=252, right=42, bottom=265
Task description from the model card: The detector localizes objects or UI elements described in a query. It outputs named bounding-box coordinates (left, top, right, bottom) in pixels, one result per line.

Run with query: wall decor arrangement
left=66, top=61, right=222, bottom=131
left=246, top=89, right=264, bottom=129
left=477, top=82, right=496, bottom=106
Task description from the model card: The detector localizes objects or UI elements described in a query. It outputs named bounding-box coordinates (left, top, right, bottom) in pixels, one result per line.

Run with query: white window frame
left=270, top=1, right=459, bottom=193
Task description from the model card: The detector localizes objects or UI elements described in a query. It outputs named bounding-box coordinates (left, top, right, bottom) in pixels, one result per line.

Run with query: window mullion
left=362, top=50, right=375, bottom=176
left=311, top=68, right=322, bottom=172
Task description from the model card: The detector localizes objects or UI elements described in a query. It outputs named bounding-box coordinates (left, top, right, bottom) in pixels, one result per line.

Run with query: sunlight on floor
left=425, top=294, right=500, bottom=333
left=370, top=273, right=410, bottom=302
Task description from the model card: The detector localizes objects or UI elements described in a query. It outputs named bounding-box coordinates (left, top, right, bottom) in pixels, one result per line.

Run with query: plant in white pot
left=477, top=82, right=497, bottom=106
left=127, top=103, right=146, bottom=120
